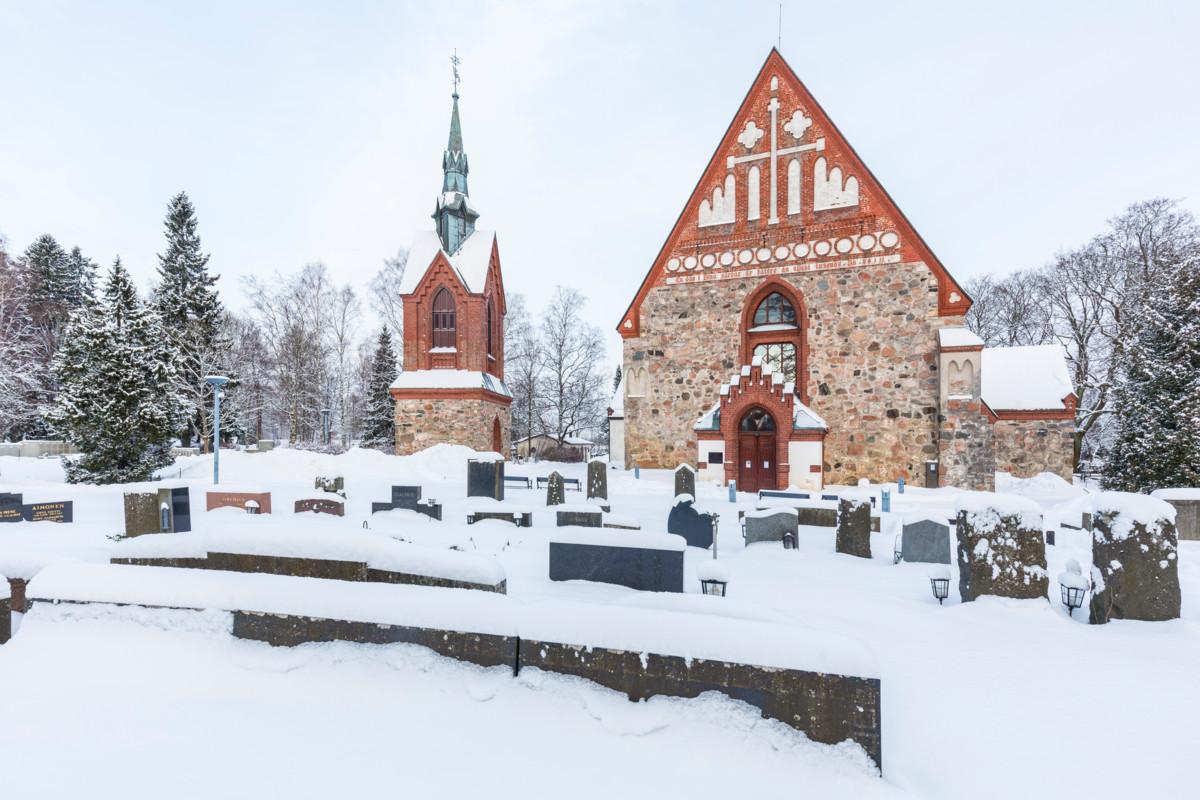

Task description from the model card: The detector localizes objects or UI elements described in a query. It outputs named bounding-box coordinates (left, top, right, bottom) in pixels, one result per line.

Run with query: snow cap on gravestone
left=674, top=463, right=696, bottom=498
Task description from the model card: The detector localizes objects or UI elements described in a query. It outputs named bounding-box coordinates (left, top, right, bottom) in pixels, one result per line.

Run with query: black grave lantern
left=159, top=502, right=171, bottom=533
left=1060, top=581, right=1087, bottom=616
left=700, top=578, right=728, bottom=597
left=244, top=499, right=261, bottom=515
left=929, top=575, right=950, bottom=605
left=782, top=532, right=797, bottom=550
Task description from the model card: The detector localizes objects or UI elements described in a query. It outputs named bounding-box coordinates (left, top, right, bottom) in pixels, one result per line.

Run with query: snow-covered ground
left=1, top=446, right=1197, bottom=799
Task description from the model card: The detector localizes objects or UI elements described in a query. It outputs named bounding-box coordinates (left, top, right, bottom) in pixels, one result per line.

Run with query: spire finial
left=450, top=49, right=461, bottom=98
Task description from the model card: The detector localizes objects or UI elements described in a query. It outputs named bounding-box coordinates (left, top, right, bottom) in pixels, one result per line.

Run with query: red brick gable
left=401, top=242, right=506, bottom=379
left=618, top=48, right=971, bottom=339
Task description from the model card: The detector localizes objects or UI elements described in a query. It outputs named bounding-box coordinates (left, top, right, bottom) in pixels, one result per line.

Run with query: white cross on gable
left=726, top=80, right=824, bottom=224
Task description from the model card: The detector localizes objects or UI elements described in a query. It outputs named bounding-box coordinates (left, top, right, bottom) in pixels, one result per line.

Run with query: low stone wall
left=365, top=568, right=506, bottom=594
left=1154, top=497, right=1199, bottom=541
left=232, top=611, right=518, bottom=668
left=992, top=418, right=1075, bottom=482
left=520, top=639, right=881, bottom=770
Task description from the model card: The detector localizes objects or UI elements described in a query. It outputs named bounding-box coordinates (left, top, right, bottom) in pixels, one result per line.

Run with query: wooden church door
left=737, top=408, right=778, bottom=494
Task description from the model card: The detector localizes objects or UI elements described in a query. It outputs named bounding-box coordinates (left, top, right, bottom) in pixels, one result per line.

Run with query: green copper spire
left=434, top=53, right=479, bottom=253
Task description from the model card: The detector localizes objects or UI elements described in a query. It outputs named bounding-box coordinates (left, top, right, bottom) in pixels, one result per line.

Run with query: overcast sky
left=2, top=1, right=1197, bottom=369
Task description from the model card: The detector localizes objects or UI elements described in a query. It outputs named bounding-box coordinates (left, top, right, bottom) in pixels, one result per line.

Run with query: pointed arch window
left=741, top=281, right=807, bottom=399
left=752, top=292, right=797, bottom=327
left=432, top=288, right=456, bottom=349
left=486, top=296, right=496, bottom=358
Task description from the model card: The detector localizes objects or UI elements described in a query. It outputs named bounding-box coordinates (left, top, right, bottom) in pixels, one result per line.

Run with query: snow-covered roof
left=398, top=229, right=497, bottom=295
left=981, top=345, right=1074, bottom=411
left=390, top=369, right=512, bottom=398
left=513, top=434, right=594, bottom=446
left=938, top=326, right=984, bottom=349
left=608, top=373, right=625, bottom=417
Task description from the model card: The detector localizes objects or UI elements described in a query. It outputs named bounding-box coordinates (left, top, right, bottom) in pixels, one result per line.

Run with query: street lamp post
left=204, top=375, right=230, bottom=485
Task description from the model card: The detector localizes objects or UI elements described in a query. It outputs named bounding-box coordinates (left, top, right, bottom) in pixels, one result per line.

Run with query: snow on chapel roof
left=399, top=229, right=497, bottom=296
left=938, top=327, right=984, bottom=348
left=981, top=345, right=1074, bottom=411
left=390, top=369, right=512, bottom=398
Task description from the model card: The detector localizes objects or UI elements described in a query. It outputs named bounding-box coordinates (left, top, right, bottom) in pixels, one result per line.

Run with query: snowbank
left=696, top=560, right=730, bottom=581
left=1151, top=488, right=1200, bottom=501
left=0, top=551, right=81, bottom=581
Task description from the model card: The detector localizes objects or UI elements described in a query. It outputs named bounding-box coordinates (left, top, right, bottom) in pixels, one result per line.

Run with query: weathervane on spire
left=450, top=50, right=461, bottom=97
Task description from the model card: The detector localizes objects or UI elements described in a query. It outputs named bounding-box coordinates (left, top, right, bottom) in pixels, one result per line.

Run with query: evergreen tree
left=49, top=259, right=181, bottom=484
left=1102, top=253, right=1200, bottom=491
left=612, top=364, right=622, bottom=394
left=23, top=234, right=70, bottom=311
left=64, top=246, right=99, bottom=306
left=361, top=327, right=397, bottom=450
left=154, top=191, right=230, bottom=448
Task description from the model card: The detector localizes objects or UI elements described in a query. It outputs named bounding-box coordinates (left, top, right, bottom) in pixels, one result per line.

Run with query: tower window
left=486, top=297, right=495, bottom=357
left=432, top=288, right=456, bottom=348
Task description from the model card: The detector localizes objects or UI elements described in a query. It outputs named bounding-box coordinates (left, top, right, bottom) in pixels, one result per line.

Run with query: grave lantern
left=700, top=577, right=728, bottom=596
left=1058, top=559, right=1088, bottom=617
left=782, top=531, right=796, bottom=550
left=697, top=560, right=729, bottom=597
left=159, top=502, right=170, bottom=533
left=929, top=565, right=951, bottom=605
left=244, top=499, right=261, bottom=515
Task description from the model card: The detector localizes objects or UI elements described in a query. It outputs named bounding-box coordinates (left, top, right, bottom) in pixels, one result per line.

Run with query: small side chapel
left=613, top=49, right=1076, bottom=492
left=389, top=81, right=512, bottom=455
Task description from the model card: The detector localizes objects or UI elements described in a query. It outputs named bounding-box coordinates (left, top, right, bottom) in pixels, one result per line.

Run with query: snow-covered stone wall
left=993, top=418, right=1075, bottom=482
left=394, top=396, right=510, bottom=456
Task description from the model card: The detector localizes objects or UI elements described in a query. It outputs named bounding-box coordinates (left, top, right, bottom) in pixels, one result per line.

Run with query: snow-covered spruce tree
left=154, top=191, right=231, bottom=448
left=361, top=327, right=397, bottom=450
left=1102, top=252, right=1200, bottom=491
left=49, top=259, right=181, bottom=484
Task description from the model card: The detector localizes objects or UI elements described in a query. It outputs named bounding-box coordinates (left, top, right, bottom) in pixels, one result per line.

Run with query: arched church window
left=753, top=342, right=797, bottom=382
left=432, top=288, right=456, bottom=349
left=739, top=407, right=776, bottom=432
left=752, top=292, right=797, bottom=327
left=486, top=297, right=495, bottom=358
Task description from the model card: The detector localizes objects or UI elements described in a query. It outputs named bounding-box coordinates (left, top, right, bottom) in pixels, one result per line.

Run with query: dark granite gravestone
left=667, top=497, right=716, bottom=549
left=900, top=518, right=952, bottom=564
left=21, top=501, right=73, bottom=523
left=586, top=460, right=608, bottom=502
left=295, top=497, right=345, bottom=516
left=556, top=508, right=602, bottom=528
left=836, top=498, right=872, bottom=559
left=1, top=492, right=25, bottom=523
left=467, top=458, right=504, bottom=501
left=1089, top=500, right=1180, bottom=623
left=546, top=472, right=565, bottom=507
left=743, top=509, right=799, bottom=545
left=955, top=503, right=1047, bottom=602
left=549, top=535, right=685, bottom=592
left=170, top=487, right=192, bottom=533
left=392, top=486, right=422, bottom=511
left=674, top=464, right=696, bottom=499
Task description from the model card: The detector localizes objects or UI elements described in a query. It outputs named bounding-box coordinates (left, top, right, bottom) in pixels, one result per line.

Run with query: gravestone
left=674, top=464, right=696, bottom=499
left=123, top=492, right=164, bottom=537
left=392, top=485, right=422, bottom=511
left=743, top=508, right=799, bottom=545
left=955, top=495, right=1047, bottom=602
left=1151, top=490, right=1199, bottom=541
left=1089, top=494, right=1180, bottom=623
left=170, top=487, right=192, bottom=533
left=315, top=475, right=345, bottom=497
left=467, top=457, right=504, bottom=501
left=549, top=532, right=685, bottom=592
left=0, top=492, right=24, bottom=523
left=556, top=507, right=603, bottom=528
left=295, top=497, right=345, bottom=516
left=586, top=460, right=608, bottom=502
left=21, top=500, right=74, bottom=523
left=900, top=518, right=952, bottom=564
left=546, top=471, right=565, bottom=507
left=667, top=497, right=716, bottom=549
left=206, top=490, right=272, bottom=514
left=835, top=498, right=872, bottom=559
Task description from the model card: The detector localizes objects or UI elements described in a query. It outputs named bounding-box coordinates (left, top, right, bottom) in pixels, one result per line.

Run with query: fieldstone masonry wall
left=624, top=261, right=948, bottom=485
left=993, top=419, right=1075, bottom=482
left=939, top=398, right=995, bottom=491
left=394, top=397, right=510, bottom=456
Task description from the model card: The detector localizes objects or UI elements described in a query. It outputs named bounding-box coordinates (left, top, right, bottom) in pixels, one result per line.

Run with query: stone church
left=390, top=85, right=512, bottom=455
left=612, top=50, right=1075, bottom=492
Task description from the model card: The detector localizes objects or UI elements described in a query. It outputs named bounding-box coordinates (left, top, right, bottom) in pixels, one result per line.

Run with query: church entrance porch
left=737, top=408, right=778, bottom=494
left=692, top=358, right=828, bottom=492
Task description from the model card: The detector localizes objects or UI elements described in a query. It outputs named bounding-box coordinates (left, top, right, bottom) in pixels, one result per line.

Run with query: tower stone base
left=393, top=393, right=511, bottom=456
